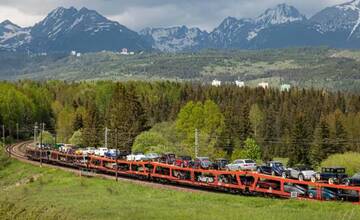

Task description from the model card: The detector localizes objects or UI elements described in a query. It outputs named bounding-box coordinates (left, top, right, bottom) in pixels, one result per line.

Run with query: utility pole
left=39, top=123, right=43, bottom=167
left=2, top=125, right=5, bottom=147
left=54, top=133, right=57, bottom=149
left=16, top=123, right=19, bottom=142
left=34, top=122, right=38, bottom=144
left=105, top=127, right=109, bottom=148
left=115, top=128, right=118, bottom=182
left=195, top=128, right=199, bottom=158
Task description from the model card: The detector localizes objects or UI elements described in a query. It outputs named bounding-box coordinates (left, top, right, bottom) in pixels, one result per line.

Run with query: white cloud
left=0, top=6, right=43, bottom=27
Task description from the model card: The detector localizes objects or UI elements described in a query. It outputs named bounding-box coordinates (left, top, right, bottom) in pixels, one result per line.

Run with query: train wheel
left=328, top=178, right=334, bottom=185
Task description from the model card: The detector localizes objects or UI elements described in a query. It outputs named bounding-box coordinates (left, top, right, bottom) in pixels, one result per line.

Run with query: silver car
left=285, top=165, right=316, bottom=181
left=226, top=159, right=257, bottom=171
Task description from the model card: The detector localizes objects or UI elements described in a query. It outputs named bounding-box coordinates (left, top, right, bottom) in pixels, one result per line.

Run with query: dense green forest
left=1, top=80, right=360, bottom=166
left=2, top=48, right=360, bottom=91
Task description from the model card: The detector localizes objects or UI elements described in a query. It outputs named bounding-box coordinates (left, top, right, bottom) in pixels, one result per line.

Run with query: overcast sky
left=0, top=0, right=348, bottom=31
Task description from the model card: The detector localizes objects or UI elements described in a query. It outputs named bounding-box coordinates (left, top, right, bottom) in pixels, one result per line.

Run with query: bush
left=321, top=152, right=360, bottom=176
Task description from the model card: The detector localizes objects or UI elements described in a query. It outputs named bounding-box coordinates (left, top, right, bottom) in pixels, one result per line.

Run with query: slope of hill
left=1, top=48, right=360, bottom=92
left=1, top=150, right=359, bottom=219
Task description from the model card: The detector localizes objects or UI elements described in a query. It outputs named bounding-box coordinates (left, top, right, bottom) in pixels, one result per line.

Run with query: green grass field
left=1, top=151, right=360, bottom=220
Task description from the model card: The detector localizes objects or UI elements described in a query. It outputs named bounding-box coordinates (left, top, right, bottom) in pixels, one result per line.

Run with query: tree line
left=1, top=80, right=360, bottom=166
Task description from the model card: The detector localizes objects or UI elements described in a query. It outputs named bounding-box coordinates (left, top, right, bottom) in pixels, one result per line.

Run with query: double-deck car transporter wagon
left=25, top=147, right=360, bottom=204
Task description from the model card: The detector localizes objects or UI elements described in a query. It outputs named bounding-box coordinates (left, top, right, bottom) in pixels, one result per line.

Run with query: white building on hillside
left=281, top=84, right=291, bottom=92
left=212, top=79, right=221, bottom=87
left=235, top=80, right=245, bottom=87
left=258, top=82, right=269, bottom=89
left=71, top=50, right=76, bottom=56
left=120, top=48, right=129, bottom=55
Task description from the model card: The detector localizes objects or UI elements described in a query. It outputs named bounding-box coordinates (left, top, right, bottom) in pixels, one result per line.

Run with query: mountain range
left=2, top=1, right=360, bottom=52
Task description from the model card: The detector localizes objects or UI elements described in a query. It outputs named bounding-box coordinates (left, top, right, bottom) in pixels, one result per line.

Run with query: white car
left=94, top=147, right=108, bottom=156
left=145, top=153, right=160, bottom=160
left=226, top=159, right=257, bottom=171
left=82, top=147, right=96, bottom=155
left=127, top=153, right=148, bottom=161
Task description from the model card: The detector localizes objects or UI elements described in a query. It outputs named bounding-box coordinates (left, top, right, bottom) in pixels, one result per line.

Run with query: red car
left=175, top=156, right=192, bottom=167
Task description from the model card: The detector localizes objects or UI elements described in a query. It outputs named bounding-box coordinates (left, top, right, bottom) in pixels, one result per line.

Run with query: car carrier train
left=25, top=147, right=360, bottom=204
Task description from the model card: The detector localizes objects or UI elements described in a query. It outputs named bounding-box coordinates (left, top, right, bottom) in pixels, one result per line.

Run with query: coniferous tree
left=82, top=101, right=102, bottom=147
left=239, top=103, right=253, bottom=143
left=288, top=113, right=312, bottom=166
left=310, top=118, right=331, bottom=166
left=262, top=105, right=277, bottom=161
left=108, top=83, right=147, bottom=151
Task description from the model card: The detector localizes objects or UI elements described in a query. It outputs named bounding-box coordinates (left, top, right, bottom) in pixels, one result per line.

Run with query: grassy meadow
left=1, top=151, right=360, bottom=220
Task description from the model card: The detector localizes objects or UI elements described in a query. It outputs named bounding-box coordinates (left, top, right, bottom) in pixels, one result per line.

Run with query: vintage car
left=311, top=167, right=348, bottom=184
left=257, top=161, right=286, bottom=176
left=283, top=165, right=316, bottom=181
left=343, top=172, right=360, bottom=186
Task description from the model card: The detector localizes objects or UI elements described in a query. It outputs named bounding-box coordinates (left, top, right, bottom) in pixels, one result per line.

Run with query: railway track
left=5, top=142, right=209, bottom=194
left=7, top=142, right=360, bottom=204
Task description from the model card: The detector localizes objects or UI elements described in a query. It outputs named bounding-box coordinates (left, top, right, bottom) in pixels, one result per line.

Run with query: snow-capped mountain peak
left=336, top=0, right=360, bottom=11
left=0, top=20, right=30, bottom=51
left=140, top=25, right=208, bottom=52
left=311, top=0, right=360, bottom=40
left=256, top=3, right=306, bottom=26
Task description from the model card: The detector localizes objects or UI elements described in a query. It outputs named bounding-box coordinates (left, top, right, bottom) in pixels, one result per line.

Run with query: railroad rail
left=6, top=142, right=360, bottom=204
left=5, top=142, right=210, bottom=194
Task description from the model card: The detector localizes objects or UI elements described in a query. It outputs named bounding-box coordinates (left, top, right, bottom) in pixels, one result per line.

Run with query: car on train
left=311, top=167, right=348, bottom=184
left=257, top=161, right=286, bottom=176
left=283, top=165, right=316, bottom=181
left=212, top=158, right=229, bottom=170
left=193, top=157, right=213, bottom=169
left=175, top=155, right=192, bottom=167
left=343, top=172, right=360, bottom=186
left=226, top=159, right=257, bottom=171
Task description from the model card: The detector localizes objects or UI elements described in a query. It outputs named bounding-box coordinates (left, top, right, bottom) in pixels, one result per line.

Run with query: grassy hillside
left=1, top=151, right=360, bottom=220
left=2, top=47, right=360, bottom=91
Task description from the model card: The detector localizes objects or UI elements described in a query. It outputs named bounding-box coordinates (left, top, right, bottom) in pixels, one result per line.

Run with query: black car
left=213, top=158, right=229, bottom=170
left=312, top=167, right=348, bottom=184
left=257, top=161, right=286, bottom=176
left=159, top=153, right=176, bottom=164
left=336, top=189, right=360, bottom=202
left=343, top=173, right=360, bottom=186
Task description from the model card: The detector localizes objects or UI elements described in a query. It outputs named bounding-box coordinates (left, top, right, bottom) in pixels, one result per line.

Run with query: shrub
left=321, top=152, right=360, bottom=176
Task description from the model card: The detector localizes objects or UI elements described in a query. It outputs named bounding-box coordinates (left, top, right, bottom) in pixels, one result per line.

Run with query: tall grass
left=321, top=152, right=360, bottom=176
